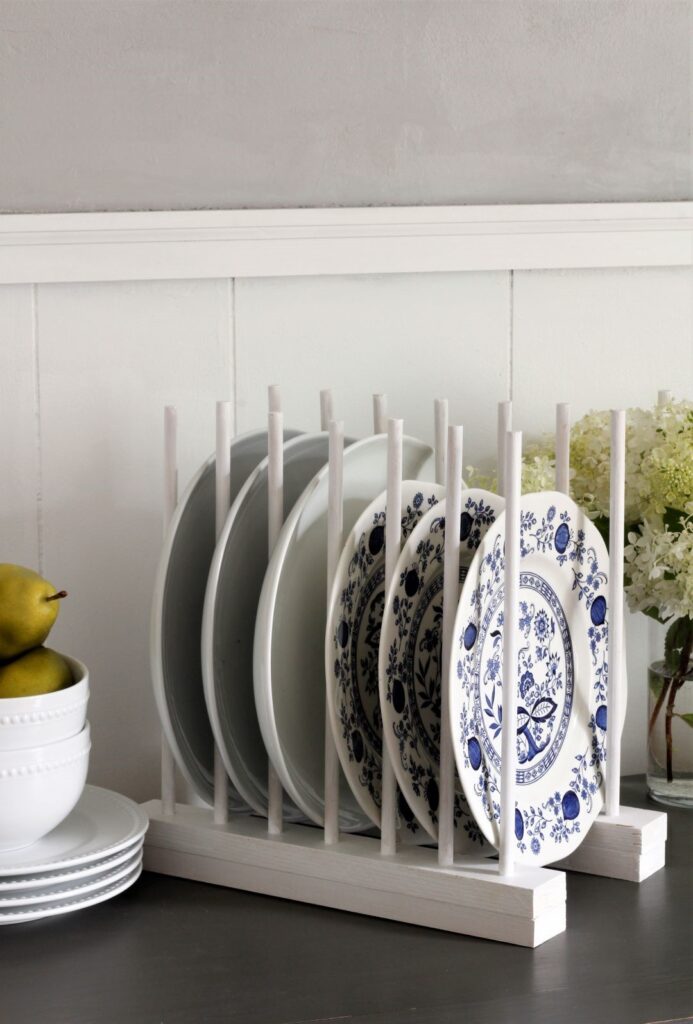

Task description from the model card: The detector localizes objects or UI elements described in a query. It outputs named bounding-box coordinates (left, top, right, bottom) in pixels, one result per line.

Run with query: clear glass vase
left=647, top=618, right=693, bottom=807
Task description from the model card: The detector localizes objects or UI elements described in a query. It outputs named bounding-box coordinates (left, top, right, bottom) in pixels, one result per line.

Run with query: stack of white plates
left=0, top=785, right=147, bottom=925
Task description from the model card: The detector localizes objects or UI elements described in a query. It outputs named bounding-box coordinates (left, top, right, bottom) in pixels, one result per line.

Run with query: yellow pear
left=0, top=564, right=67, bottom=661
left=0, top=647, right=73, bottom=698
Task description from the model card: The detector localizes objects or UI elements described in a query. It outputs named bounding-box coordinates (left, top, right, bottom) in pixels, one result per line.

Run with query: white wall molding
left=1, top=203, right=692, bottom=284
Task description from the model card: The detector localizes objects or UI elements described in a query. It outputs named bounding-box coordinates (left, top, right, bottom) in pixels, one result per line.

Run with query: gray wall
left=1, top=0, right=691, bottom=214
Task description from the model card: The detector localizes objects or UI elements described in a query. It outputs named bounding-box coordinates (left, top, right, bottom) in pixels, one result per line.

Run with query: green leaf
left=649, top=676, right=665, bottom=698
left=642, top=605, right=667, bottom=625
left=674, top=713, right=693, bottom=729
left=665, top=618, right=688, bottom=672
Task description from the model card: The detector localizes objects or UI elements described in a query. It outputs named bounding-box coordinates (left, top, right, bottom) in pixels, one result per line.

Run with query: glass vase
left=647, top=617, right=693, bottom=807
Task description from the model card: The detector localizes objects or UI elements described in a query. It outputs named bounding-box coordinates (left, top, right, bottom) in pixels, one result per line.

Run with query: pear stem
left=46, top=590, right=68, bottom=602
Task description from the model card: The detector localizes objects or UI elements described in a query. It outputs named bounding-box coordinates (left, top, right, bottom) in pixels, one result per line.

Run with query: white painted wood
left=513, top=268, right=693, bottom=422
left=381, top=419, right=403, bottom=857
left=434, top=399, right=449, bottom=486
left=372, top=393, right=387, bottom=435
left=267, top=407, right=284, bottom=836
left=319, top=389, right=334, bottom=432
left=235, top=273, right=509, bottom=467
left=500, top=431, right=522, bottom=876
left=1, top=203, right=691, bottom=284
left=324, top=420, right=344, bottom=846
left=439, top=425, right=463, bottom=867
left=554, top=806, right=667, bottom=881
left=512, top=266, right=693, bottom=775
left=213, top=401, right=232, bottom=825
left=607, top=410, right=626, bottom=817
left=0, top=284, right=40, bottom=570
left=267, top=384, right=281, bottom=414
left=555, top=403, right=570, bottom=494
left=141, top=801, right=567, bottom=947
left=497, top=401, right=512, bottom=496
left=160, top=406, right=178, bottom=817
left=37, top=279, right=232, bottom=804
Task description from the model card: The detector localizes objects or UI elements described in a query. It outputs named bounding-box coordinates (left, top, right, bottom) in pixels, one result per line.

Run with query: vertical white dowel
left=500, top=430, right=522, bottom=876
left=497, top=401, right=512, bottom=497
left=381, top=418, right=403, bottom=856
left=373, top=393, right=387, bottom=434
left=268, top=384, right=281, bottom=414
left=161, top=406, right=178, bottom=816
left=320, top=388, right=334, bottom=431
left=658, top=389, right=672, bottom=406
left=324, top=420, right=344, bottom=845
left=213, top=401, right=232, bottom=825
left=267, top=407, right=284, bottom=835
left=434, top=398, right=449, bottom=486
left=555, top=403, right=570, bottom=495
left=606, top=410, right=626, bottom=818
left=439, top=424, right=463, bottom=867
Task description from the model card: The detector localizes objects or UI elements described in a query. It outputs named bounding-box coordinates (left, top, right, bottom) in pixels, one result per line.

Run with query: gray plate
left=151, top=429, right=300, bottom=809
left=203, top=433, right=337, bottom=817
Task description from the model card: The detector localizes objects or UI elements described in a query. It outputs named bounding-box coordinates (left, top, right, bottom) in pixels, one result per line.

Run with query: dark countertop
left=1, top=778, right=691, bottom=1024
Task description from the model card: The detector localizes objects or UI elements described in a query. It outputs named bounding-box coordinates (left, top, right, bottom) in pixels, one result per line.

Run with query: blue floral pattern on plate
left=451, top=492, right=617, bottom=865
left=379, top=490, right=503, bottom=848
left=326, top=482, right=444, bottom=835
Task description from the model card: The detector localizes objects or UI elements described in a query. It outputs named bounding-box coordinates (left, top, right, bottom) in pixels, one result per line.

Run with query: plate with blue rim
left=379, top=489, right=504, bottom=850
left=326, top=480, right=444, bottom=840
left=450, top=491, right=625, bottom=866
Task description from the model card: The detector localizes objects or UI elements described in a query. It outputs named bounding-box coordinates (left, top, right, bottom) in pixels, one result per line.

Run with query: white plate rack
left=141, top=389, right=668, bottom=948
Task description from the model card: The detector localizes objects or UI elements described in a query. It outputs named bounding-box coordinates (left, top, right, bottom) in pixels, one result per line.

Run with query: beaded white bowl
left=0, top=656, right=88, bottom=751
left=0, top=722, right=90, bottom=851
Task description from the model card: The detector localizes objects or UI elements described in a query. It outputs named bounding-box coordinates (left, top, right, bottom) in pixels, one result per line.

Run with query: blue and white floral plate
left=380, top=490, right=504, bottom=849
left=450, top=492, right=623, bottom=866
left=326, top=481, right=444, bottom=838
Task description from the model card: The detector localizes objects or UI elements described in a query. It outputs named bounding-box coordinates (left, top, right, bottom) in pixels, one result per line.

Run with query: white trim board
left=1, top=203, right=692, bottom=283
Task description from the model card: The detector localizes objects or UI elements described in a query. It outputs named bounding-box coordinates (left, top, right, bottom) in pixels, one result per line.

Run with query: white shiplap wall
left=1, top=207, right=692, bottom=803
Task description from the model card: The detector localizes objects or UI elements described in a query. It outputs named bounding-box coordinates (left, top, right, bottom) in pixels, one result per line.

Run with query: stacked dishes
left=0, top=786, right=147, bottom=924
left=152, top=425, right=623, bottom=865
left=0, top=655, right=91, bottom=853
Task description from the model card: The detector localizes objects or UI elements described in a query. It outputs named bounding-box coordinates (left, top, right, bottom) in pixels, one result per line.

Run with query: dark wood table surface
left=1, top=777, right=691, bottom=1024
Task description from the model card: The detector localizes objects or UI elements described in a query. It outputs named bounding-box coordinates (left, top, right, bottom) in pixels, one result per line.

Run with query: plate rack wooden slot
left=141, top=390, right=667, bottom=948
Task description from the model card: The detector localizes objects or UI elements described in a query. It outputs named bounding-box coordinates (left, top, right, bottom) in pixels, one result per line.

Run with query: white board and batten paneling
left=0, top=204, right=692, bottom=803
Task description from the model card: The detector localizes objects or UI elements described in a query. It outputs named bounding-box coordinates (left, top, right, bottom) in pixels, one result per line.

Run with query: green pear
left=0, top=646, right=73, bottom=698
left=0, top=564, right=67, bottom=661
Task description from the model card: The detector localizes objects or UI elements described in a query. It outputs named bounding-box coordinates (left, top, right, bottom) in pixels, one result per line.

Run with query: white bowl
left=0, top=722, right=91, bottom=852
left=0, top=656, right=89, bottom=751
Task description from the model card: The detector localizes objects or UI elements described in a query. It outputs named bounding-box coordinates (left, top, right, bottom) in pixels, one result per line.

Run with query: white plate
left=380, top=490, right=504, bottom=847
left=0, top=785, right=147, bottom=876
left=450, top=492, right=623, bottom=866
left=326, top=481, right=445, bottom=839
left=0, top=837, right=143, bottom=891
left=0, top=863, right=142, bottom=924
left=203, top=433, right=335, bottom=817
left=151, top=429, right=300, bottom=810
left=255, top=434, right=435, bottom=831
left=0, top=847, right=142, bottom=906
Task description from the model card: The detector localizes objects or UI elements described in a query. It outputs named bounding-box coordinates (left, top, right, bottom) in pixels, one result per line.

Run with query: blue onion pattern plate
left=326, top=481, right=444, bottom=836
left=379, top=490, right=503, bottom=849
left=450, top=492, right=623, bottom=866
